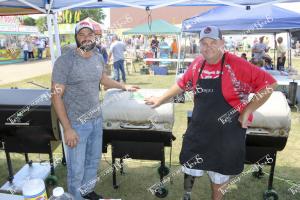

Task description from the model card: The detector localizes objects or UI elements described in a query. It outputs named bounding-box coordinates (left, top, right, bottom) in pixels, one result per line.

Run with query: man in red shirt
left=145, top=26, right=277, bottom=200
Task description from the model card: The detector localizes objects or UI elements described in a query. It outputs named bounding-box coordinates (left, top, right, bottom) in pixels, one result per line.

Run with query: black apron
left=179, top=54, right=247, bottom=175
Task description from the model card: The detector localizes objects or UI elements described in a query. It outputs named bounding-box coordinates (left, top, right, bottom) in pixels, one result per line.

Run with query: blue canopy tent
left=182, top=5, right=300, bottom=67
left=1, top=1, right=299, bottom=14
left=182, top=5, right=300, bottom=34
left=0, top=0, right=298, bottom=65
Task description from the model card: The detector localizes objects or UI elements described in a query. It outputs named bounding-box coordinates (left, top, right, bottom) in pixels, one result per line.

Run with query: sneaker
left=82, top=191, right=103, bottom=200
left=183, top=193, right=191, bottom=200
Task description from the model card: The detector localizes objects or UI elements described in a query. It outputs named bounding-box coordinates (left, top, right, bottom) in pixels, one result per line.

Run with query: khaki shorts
left=182, top=166, right=230, bottom=184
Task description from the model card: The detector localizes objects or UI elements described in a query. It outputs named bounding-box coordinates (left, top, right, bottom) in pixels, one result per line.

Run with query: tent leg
left=175, top=32, right=183, bottom=81
left=288, top=31, right=292, bottom=68
left=47, top=14, right=56, bottom=67
left=53, top=12, right=62, bottom=57
left=274, top=33, right=276, bottom=69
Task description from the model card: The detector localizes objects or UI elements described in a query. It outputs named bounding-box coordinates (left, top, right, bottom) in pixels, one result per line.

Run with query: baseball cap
left=75, top=21, right=94, bottom=34
left=200, top=26, right=222, bottom=41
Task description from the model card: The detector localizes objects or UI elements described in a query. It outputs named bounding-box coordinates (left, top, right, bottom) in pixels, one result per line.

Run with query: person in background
left=28, top=39, right=34, bottom=60
left=227, top=36, right=235, bottom=52
left=145, top=26, right=276, bottom=200
left=252, top=36, right=269, bottom=62
left=276, top=37, right=286, bottom=71
left=96, top=39, right=108, bottom=65
left=159, top=37, right=170, bottom=58
left=241, top=53, right=247, bottom=61
left=22, top=39, right=29, bottom=61
left=134, top=35, right=141, bottom=50
left=296, top=41, right=300, bottom=56
left=264, top=36, right=270, bottom=49
left=242, top=37, right=248, bottom=52
left=190, top=39, right=197, bottom=54
left=151, top=36, right=159, bottom=58
left=171, top=38, right=178, bottom=58
left=37, top=38, right=45, bottom=59
left=263, top=56, right=274, bottom=70
left=253, top=37, right=258, bottom=45
left=139, top=35, right=144, bottom=49
left=108, top=35, right=127, bottom=82
left=52, top=20, right=139, bottom=200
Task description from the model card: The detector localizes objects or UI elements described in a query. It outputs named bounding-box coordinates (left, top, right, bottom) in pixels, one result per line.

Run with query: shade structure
left=182, top=5, right=300, bottom=34
left=123, top=19, right=181, bottom=35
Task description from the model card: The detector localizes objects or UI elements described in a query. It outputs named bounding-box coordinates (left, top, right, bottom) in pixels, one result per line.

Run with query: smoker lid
left=0, top=89, right=51, bottom=106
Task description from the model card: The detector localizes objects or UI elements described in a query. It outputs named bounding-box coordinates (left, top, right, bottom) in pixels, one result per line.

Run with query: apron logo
left=195, top=85, right=214, bottom=94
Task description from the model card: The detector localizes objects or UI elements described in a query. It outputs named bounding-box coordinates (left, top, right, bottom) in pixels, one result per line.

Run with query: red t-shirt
left=177, top=52, right=277, bottom=121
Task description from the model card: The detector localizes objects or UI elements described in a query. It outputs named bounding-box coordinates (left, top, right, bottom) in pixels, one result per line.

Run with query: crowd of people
left=22, top=37, right=48, bottom=61
left=238, top=36, right=287, bottom=71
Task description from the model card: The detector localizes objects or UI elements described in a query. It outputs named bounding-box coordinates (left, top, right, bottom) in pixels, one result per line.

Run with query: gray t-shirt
left=109, top=41, right=126, bottom=62
left=52, top=48, right=105, bottom=125
left=252, top=43, right=267, bottom=60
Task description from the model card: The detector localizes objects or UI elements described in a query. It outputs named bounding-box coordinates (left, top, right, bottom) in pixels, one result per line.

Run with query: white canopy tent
left=0, top=0, right=298, bottom=66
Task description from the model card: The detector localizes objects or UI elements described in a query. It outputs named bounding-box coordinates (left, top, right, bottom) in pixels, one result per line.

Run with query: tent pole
left=53, top=12, right=62, bottom=57
left=274, top=33, right=276, bottom=69
left=287, top=31, right=290, bottom=68
left=175, top=32, right=183, bottom=81
left=288, top=31, right=292, bottom=68
left=17, top=0, right=46, bottom=13
left=47, top=14, right=56, bottom=67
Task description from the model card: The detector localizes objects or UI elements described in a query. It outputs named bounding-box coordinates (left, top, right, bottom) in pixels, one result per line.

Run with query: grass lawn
left=0, top=60, right=300, bottom=200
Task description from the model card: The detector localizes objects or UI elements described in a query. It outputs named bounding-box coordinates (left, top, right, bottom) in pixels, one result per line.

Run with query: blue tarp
left=0, top=0, right=299, bottom=14
left=182, top=5, right=300, bottom=34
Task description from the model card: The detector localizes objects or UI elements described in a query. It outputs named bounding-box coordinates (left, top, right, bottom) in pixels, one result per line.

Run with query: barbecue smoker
left=187, top=91, right=291, bottom=200
left=0, top=88, right=63, bottom=189
left=102, top=89, right=176, bottom=198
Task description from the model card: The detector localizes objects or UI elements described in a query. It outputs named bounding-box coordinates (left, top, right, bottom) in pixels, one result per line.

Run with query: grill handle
left=5, top=122, right=30, bottom=126
left=120, top=123, right=152, bottom=129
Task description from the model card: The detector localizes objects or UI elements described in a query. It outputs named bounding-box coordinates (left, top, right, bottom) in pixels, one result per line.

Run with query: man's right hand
left=64, top=128, right=79, bottom=148
left=144, top=96, right=162, bottom=108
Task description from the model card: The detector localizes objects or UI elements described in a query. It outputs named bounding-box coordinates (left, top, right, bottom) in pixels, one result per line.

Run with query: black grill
left=0, top=89, right=63, bottom=184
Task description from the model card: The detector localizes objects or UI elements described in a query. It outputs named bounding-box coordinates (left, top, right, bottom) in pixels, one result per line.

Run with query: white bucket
left=22, top=179, right=48, bottom=200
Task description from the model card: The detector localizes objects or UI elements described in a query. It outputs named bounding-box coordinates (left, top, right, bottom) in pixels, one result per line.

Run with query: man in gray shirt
left=108, top=35, right=127, bottom=82
left=252, top=36, right=269, bottom=62
left=51, top=21, right=138, bottom=200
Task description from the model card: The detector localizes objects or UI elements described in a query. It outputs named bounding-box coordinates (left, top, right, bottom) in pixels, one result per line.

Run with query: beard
left=78, top=40, right=96, bottom=52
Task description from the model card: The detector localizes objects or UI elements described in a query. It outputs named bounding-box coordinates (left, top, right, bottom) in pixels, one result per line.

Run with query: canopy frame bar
left=252, top=0, right=295, bottom=8
left=17, top=0, right=46, bottom=13
left=53, top=0, right=97, bottom=13
left=104, top=0, right=146, bottom=9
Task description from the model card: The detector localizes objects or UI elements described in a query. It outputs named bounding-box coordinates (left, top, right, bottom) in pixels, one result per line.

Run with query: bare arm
left=51, top=82, right=79, bottom=148
left=144, top=84, right=183, bottom=108
left=239, top=83, right=277, bottom=128
left=100, top=72, right=139, bottom=91
left=101, top=72, right=126, bottom=90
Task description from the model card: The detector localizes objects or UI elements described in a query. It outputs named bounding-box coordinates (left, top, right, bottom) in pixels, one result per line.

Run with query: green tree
left=79, top=9, right=106, bottom=24
left=23, top=17, right=36, bottom=26
left=60, top=8, right=106, bottom=24
left=36, top=17, right=47, bottom=32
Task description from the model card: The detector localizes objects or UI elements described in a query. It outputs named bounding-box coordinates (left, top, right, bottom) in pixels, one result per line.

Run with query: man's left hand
left=238, top=110, right=251, bottom=129
left=124, top=85, right=140, bottom=91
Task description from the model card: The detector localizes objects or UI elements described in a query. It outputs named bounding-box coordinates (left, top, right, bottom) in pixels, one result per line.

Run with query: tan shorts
left=182, top=166, right=230, bottom=184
